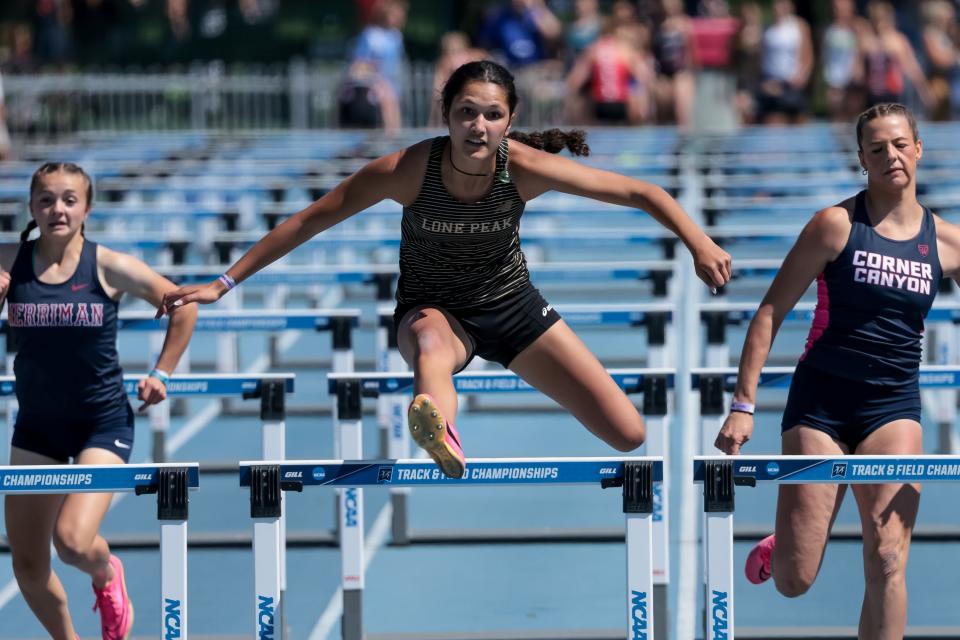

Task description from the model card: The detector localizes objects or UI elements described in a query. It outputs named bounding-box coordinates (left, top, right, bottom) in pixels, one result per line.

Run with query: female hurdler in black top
left=159, top=60, right=731, bottom=478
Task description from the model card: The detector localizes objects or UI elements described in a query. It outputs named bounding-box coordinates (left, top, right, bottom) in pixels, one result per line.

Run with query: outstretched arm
left=509, top=141, right=732, bottom=288
left=98, top=247, right=199, bottom=411
left=157, top=143, right=427, bottom=314
left=714, top=206, right=849, bottom=454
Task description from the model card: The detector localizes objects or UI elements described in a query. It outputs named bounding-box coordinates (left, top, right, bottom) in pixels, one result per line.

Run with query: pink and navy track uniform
left=782, top=192, right=942, bottom=450
left=8, top=240, right=134, bottom=462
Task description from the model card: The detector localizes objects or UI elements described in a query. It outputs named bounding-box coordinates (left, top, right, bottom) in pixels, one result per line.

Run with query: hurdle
left=0, top=373, right=295, bottom=632
left=115, top=308, right=358, bottom=433
left=0, top=463, right=199, bottom=638
left=327, top=368, right=671, bottom=639
left=240, top=456, right=661, bottom=640
left=693, top=454, right=960, bottom=640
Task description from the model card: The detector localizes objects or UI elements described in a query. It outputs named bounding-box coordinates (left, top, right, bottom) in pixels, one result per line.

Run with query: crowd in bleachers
left=337, top=0, right=960, bottom=130
left=0, top=0, right=958, bottom=138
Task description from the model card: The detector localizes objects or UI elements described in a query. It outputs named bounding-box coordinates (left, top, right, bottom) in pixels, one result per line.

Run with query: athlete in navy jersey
left=159, top=60, right=732, bottom=481
left=2, top=163, right=196, bottom=640
left=715, top=104, right=960, bottom=638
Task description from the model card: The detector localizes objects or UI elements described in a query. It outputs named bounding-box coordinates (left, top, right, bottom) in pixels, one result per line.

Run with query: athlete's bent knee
left=412, top=326, right=457, bottom=362
left=53, top=528, right=95, bottom=567
left=606, top=416, right=646, bottom=451
left=865, top=543, right=906, bottom=582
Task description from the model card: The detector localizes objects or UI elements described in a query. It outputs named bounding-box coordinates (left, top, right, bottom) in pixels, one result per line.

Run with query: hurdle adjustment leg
left=703, top=460, right=735, bottom=640
left=623, top=461, right=655, bottom=639
left=250, top=466, right=283, bottom=640
left=157, top=468, right=190, bottom=640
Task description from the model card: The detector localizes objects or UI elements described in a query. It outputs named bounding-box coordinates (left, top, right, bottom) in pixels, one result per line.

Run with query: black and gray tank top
left=397, top=136, right=529, bottom=309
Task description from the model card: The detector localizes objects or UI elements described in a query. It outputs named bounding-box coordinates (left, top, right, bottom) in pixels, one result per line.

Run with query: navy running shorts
left=781, top=363, right=920, bottom=452
left=12, top=401, right=135, bottom=463
left=394, top=283, right=562, bottom=371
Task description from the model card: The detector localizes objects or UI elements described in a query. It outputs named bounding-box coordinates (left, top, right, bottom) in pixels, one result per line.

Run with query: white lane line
left=307, top=501, right=394, bottom=640
left=0, top=327, right=302, bottom=612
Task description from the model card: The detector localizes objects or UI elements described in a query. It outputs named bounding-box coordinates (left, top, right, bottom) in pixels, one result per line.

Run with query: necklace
left=449, top=145, right=492, bottom=177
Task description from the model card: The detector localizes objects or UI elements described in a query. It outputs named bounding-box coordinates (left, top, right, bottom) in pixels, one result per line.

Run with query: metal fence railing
left=2, top=61, right=568, bottom=137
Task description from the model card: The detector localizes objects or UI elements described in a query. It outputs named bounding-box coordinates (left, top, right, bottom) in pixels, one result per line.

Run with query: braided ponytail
left=507, top=129, right=590, bottom=157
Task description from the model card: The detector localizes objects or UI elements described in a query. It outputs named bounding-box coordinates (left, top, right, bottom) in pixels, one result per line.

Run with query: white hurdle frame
left=692, top=365, right=960, bottom=639
left=693, top=454, right=960, bottom=640
left=0, top=463, right=199, bottom=638
left=240, top=456, right=662, bottom=640
left=328, top=369, right=672, bottom=640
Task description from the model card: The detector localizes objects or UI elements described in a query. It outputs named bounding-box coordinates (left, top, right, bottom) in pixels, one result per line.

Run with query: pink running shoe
left=92, top=555, right=134, bottom=640
left=408, top=394, right=466, bottom=479
left=745, top=534, right=775, bottom=585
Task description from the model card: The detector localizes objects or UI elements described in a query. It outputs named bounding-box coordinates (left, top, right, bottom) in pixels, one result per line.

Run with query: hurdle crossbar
left=240, top=457, right=661, bottom=640
left=693, top=454, right=960, bottom=640
left=0, top=463, right=199, bottom=638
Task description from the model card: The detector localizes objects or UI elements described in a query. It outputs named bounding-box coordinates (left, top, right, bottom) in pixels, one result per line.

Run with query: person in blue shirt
left=349, top=0, right=408, bottom=130
left=715, top=103, right=960, bottom=638
left=479, top=0, right=562, bottom=68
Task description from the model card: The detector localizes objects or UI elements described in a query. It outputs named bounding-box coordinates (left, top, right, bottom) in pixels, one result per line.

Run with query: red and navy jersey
left=800, top=191, right=942, bottom=385
left=8, top=240, right=126, bottom=415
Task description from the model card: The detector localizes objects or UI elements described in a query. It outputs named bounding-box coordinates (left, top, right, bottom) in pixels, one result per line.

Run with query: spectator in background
left=348, top=0, right=407, bottom=131
left=921, top=0, right=959, bottom=120
left=565, top=18, right=654, bottom=125
left=337, top=61, right=399, bottom=131
left=611, top=0, right=651, bottom=55
left=731, top=1, right=764, bottom=124
left=166, top=0, right=190, bottom=41
left=756, top=0, right=813, bottom=124
left=822, top=0, right=868, bottom=122
left=652, top=0, right=695, bottom=127
left=690, top=0, right=740, bottom=71
left=5, top=25, right=38, bottom=74
left=479, top=0, right=562, bottom=68
left=564, top=0, right=602, bottom=68
left=32, top=0, right=73, bottom=65
left=430, top=32, right=487, bottom=126
left=861, top=1, right=931, bottom=110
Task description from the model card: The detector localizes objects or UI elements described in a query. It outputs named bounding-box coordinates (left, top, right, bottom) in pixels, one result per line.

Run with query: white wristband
left=730, top=401, right=755, bottom=415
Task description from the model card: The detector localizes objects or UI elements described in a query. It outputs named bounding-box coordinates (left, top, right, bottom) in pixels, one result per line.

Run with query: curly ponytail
left=507, top=129, right=590, bottom=157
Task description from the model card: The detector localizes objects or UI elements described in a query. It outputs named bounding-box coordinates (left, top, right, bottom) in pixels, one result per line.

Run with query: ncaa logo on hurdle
left=312, top=467, right=325, bottom=481
left=832, top=462, right=848, bottom=478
